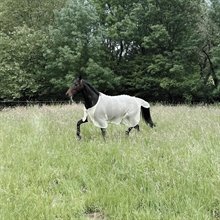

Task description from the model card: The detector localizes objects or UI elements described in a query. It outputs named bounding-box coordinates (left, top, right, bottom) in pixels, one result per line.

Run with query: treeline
left=0, top=0, right=220, bottom=103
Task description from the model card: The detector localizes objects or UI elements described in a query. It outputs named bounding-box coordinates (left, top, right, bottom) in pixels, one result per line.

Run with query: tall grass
left=0, top=104, right=220, bottom=219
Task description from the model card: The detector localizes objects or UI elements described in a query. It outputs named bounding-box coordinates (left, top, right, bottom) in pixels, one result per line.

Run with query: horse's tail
left=141, top=107, right=155, bottom=128
left=137, top=98, right=155, bottom=128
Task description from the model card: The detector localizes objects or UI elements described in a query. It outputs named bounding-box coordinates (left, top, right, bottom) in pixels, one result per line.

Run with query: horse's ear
left=79, top=75, right=82, bottom=84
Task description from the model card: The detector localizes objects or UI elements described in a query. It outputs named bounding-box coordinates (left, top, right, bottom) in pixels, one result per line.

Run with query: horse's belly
left=106, top=112, right=127, bottom=125
left=105, top=108, right=140, bottom=127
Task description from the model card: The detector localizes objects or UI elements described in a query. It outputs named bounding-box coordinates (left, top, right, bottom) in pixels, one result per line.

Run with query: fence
left=0, top=100, right=72, bottom=110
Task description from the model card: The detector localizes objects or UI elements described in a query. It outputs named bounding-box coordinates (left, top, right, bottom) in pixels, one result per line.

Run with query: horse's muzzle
left=66, top=89, right=73, bottom=97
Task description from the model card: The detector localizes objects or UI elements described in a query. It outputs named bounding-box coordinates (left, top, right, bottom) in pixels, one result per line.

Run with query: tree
left=90, top=0, right=205, bottom=101
left=109, top=0, right=203, bottom=101
left=45, top=0, right=117, bottom=94
left=1, top=0, right=219, bottom=103
left=0, top=0, right=66, bottom=100
left=208, top=0, right=220, bottom=100
left=0, top=0, right=66, bottom=33
left=0, top=26, right=48, bottom=100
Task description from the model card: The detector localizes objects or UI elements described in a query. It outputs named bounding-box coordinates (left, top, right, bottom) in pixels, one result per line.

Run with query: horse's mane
left=82, top=79, right=99, bottom=96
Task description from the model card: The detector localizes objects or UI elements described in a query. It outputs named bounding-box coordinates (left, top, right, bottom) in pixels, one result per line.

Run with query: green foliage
left=208, top=0, right=220, bottom=99
left=84, top=59, right=119, bottom=92
left=0, top=26, right=48, bottom=100
left=0, top=0, right=220, bottom=102
left=0, top=0, right=65, bottom=32
left=0, top=0, right=66, bottom=101
left=45, top=0, right=117, bottom=93
left=142, top=25, right=171, bottom=51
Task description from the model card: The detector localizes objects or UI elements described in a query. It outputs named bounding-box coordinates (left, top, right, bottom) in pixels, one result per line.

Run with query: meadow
left=0, top=104, right=220, bottom=220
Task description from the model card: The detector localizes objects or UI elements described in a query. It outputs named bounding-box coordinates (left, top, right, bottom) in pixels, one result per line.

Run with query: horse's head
left=66, top=76, right=84, bottom=97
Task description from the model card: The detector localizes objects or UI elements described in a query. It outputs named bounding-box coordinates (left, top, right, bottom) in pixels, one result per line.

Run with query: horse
left=66, top=76, right=155, bottom=139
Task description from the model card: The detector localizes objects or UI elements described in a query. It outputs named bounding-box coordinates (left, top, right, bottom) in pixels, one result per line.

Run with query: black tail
left=141, top=106, right=155, bottom=128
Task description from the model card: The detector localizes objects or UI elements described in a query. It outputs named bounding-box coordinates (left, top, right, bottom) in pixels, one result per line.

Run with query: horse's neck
left=82, top=84, right=99, bottom=109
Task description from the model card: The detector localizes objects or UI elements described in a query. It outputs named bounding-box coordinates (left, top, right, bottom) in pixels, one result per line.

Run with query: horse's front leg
left=101, top=128, right=106, bottom=140
left=77, top=118, right=88, bottom=139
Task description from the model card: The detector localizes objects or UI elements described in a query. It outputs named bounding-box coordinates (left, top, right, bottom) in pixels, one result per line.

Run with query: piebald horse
left=66, top=76, right=155, bottom=139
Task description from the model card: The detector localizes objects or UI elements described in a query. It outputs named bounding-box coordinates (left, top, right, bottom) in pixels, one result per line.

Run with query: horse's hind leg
left=101, top=128, right=106, bottom=140
left=126, top=124, right=139, bottom=136
left=134, top=124, right=140, bottom=131
left=126, top=127, right=133, bottom=136
left=77, top=118, right=88, bottom=139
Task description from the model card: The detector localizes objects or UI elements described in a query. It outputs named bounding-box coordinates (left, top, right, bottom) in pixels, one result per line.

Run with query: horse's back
left=102, top=94, right=150, bottom=109
left=99, top=93, right=140, bottom=112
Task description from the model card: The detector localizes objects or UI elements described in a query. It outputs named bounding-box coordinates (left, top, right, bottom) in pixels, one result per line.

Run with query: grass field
left=0, top=104, right=220, bottom=220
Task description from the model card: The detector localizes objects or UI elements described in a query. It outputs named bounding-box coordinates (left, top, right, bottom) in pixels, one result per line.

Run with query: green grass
left=0, top=104, right=220, bottom=220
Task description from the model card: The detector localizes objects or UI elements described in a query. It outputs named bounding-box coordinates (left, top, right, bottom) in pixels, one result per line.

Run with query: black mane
left=82, top=79, right=99, bottom=96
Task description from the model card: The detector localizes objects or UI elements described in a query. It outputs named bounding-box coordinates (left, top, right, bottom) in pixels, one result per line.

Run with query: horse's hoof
left=77, top=134, right=81, bottom=140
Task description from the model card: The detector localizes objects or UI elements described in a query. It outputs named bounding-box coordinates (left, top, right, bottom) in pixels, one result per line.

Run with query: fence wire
left=0, top=100, right=72, bottom=109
